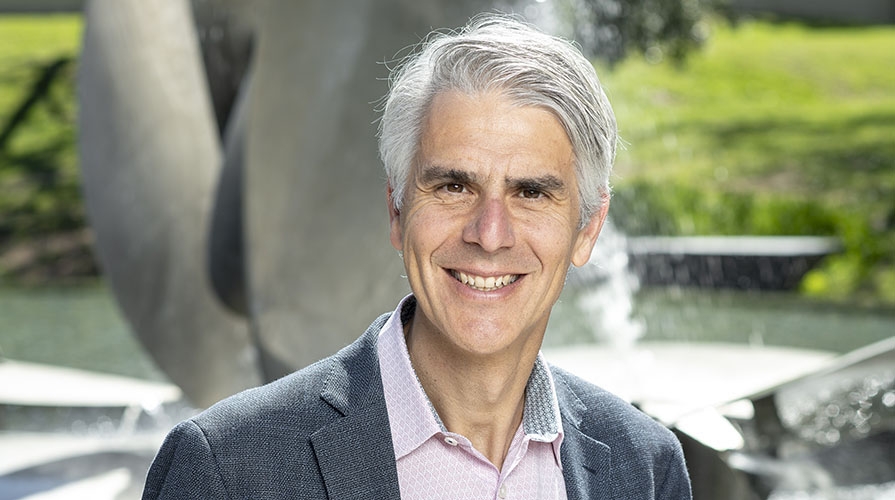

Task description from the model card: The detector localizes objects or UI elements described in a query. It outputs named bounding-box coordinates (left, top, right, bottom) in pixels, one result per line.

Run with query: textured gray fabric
left=142, top=313, right=692, bottom=499
left=523, top=356, right=561, bottom=439
left=552, top=365, right=692, bottom=500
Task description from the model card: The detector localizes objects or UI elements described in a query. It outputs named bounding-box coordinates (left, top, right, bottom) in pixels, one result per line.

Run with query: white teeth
left=452, top=271, right=518, bottom=291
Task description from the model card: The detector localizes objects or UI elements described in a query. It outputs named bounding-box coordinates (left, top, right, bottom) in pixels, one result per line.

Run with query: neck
left=404, top=317, right=542, bottom=469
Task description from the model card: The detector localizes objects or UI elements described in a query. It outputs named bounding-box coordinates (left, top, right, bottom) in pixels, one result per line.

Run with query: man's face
left=389, top=90, right=608, bottom=359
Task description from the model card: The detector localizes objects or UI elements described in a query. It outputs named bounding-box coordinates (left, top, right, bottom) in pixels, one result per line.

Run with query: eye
left=442, top=183, right=465, bottom=194
left=520, top=188, right=544, bottom=199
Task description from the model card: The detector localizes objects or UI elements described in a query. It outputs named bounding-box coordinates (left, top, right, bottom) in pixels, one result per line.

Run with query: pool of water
left=4, top=281, right=892, bottom=424
left=548, top=286, right=895, bottom=354
left=0, top=283, right=166, bottom=382
left=2, top=283, right=893, bottom=382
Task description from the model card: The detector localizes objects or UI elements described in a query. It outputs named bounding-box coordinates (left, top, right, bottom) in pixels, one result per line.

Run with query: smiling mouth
left=450, top=270, right=520, bottom=292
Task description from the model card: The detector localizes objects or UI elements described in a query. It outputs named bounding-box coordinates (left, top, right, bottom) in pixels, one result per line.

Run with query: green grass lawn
left=600, top=20, right=895, bottom=304
left=0, top=14, right=82, bottom=241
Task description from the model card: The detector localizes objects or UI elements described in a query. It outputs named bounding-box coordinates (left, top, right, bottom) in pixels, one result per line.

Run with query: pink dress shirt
left=377, top=295, right=568, bottom=500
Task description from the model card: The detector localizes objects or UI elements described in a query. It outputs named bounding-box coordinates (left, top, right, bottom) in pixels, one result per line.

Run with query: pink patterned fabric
left=377, top=295, right=568, bottom=500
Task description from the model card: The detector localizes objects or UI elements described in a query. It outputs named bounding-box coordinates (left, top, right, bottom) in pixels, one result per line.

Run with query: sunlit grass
left=600, top=20, right=895, bottom=304
left=0, top=15, right=82, bottom=240
left=0, top=15, right=81, bottom=110
left=605, top=21, right=895, bottom=186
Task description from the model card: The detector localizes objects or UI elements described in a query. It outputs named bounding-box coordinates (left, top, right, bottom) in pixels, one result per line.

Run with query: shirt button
left=443, top=436, right=458, bottom=446
left=498, top=484, right=508, bottom=498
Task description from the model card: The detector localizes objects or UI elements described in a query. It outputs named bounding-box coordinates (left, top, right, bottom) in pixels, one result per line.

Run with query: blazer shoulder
left=552, top=365, right=692, bottom=498
left=144, top=362, right=343, bottom=499
left=192, top=313, right=389, bottom=436
left=552, top=364, right=681, bottom=452
left=144, top=315, right=393, bottom=499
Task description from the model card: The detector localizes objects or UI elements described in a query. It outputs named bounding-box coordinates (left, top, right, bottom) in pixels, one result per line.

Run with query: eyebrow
left=509, top=175, right=567, bottom=194
left=418, top=166, right=476, bottom=186
left=418, top=165, right=567, bottom=194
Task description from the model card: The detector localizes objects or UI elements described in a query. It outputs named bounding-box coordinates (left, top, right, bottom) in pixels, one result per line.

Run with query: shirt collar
left=378, top=295, right=564, bottom=462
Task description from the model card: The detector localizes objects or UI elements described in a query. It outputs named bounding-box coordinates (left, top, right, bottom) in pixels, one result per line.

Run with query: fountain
left=554, top=232, right=895, bottom=499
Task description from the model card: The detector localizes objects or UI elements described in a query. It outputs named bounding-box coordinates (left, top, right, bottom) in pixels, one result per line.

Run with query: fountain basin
left=545, top=341, right=835, bottom=425
left=626, top=236, right=843, bottom=290
left=0, top=359, right=181, bottom=409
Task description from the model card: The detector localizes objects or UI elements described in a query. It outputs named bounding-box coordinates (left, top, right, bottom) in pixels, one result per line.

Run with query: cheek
left=533, top=229, right=581, bottom=273
left=401, top=205, right=448, bottom=251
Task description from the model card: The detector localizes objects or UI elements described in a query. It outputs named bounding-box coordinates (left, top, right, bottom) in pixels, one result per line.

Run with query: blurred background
left=0, top=0, right=893, bottom=499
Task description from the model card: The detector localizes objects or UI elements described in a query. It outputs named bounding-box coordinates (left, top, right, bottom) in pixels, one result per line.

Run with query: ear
left=571, top=196, right=610, bottom=267
left=387, top=184, right=403, bottom=252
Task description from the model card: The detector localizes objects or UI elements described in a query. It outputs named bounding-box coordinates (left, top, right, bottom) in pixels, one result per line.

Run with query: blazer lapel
left=310, top=315, right=402, bottom=500
left=561, top=423, right=612, bottom=500
left=555, top=370, right=613, bottom=500
left=311, top=398, right=400, bottom=499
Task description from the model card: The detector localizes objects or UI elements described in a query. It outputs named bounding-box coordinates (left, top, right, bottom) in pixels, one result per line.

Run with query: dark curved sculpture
left=78, top=0, right=262, bottom=406
left=78, top=0, right=490, bottom=406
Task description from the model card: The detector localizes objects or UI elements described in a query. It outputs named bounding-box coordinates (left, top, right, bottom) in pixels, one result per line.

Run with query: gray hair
left=378, top=13, right=617, bottom=225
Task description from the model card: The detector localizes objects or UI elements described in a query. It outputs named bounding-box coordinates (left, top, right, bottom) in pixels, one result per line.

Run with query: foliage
left=601, top=21, right=895, bottom=305
left=0, top=15, right=82, bottom=242
left=551, top=0, right=721, bottom=64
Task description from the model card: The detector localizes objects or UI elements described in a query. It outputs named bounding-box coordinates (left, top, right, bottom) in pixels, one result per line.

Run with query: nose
left=462, top=196, right=516, bottom=253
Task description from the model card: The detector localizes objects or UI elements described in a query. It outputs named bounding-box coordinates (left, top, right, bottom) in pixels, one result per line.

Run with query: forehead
left=417, top=90, right=574, bottom=177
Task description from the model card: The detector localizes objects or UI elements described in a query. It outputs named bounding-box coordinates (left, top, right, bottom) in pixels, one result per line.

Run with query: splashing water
left=566, top=220, right=644, bottom=349
left=768, top=482, right=895, bottom=500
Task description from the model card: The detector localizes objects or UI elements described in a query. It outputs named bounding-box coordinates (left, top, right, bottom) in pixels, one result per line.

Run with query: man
left=142, top=14, right=691, bottom=500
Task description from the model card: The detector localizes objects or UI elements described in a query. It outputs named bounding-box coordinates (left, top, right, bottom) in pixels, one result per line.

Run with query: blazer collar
left=310, top=314, right=402, bottom=499
left=554, top=368, right=613, bottom=500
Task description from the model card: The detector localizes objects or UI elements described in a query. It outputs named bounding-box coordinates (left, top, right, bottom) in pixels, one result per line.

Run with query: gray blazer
left=142, top=314, right=692, bottom=499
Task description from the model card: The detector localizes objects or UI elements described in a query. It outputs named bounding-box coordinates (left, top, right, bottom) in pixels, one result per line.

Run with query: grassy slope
left=0, top=15, right=81, bottom=240
left=600, top=20, right=895, bottom=304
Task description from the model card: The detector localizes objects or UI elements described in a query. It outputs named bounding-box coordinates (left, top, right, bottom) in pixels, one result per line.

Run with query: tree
left=542, top=0, right=721, bottom=64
